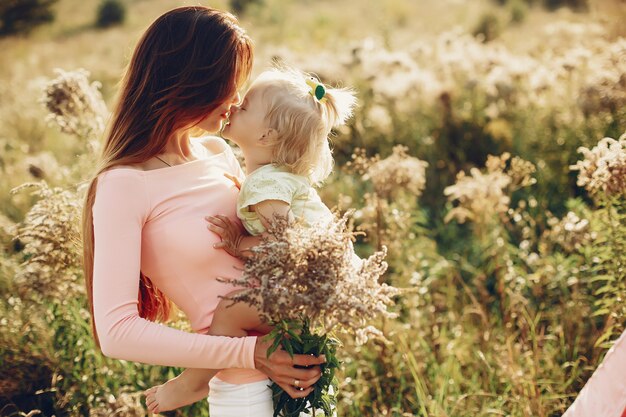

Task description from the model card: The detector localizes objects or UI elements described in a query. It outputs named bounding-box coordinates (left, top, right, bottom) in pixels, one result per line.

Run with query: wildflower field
left=1, top=0, right=625, bottom=416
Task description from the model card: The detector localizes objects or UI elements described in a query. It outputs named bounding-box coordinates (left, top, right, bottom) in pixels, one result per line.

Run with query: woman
left=82, top=6, right=324, bottom=416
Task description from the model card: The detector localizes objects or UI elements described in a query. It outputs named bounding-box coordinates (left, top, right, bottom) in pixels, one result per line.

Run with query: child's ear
left=259, top=128, right=278, bottom=146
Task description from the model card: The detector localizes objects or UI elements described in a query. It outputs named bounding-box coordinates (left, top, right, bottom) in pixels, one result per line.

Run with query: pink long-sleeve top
left=92, top=136, right=266, bottom=384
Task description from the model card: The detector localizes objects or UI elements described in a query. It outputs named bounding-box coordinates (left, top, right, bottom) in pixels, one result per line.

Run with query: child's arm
left=207, top=200, right=293, bottom=259
left=253, top=199, right=294, bottom=230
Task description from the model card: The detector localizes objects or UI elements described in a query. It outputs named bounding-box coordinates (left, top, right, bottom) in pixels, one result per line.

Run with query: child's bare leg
left=208, top=290, right=272, bottom=337
left=145, top=368, right=214, bottom=414
left=145, top=291, right=270, bottom=414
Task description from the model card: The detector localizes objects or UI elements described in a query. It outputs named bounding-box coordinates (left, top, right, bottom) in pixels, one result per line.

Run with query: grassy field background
left=1, top=0, right=625, bottom=416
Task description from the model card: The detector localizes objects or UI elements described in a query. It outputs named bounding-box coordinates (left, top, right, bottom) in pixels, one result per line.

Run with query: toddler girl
left=145, top=67, right=355, bottom=414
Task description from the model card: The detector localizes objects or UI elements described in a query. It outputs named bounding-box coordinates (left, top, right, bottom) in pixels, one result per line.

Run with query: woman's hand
left=206, top=215, right=246, bottom=258
left=254, top=337, right=325, bottom=399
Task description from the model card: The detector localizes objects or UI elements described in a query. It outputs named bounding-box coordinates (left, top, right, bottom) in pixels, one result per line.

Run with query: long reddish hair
left=82, top=6, right=253, bottom=346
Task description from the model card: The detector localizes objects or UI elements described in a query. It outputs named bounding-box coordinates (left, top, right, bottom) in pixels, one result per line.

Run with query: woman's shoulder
left=93, top=168, right=149, bottom=213
left=95, top=163, right=150, bottom=192
left=195, top=135, right=243, bottom=174
left=98, top=166, right=146, bottom=179
left=95, top=168, right=146, bottom=198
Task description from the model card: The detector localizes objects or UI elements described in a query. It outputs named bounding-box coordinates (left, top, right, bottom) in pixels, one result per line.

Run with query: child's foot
left=144, top=377, right=209, bottom=414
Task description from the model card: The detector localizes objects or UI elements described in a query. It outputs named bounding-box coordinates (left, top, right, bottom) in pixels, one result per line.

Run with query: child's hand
left=206, top=215, right=246, bottom=259
left=223, top=173, right=243, bottom=190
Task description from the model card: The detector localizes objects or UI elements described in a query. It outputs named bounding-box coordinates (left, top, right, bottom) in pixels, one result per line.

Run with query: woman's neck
left=163, top=130, right=195, bottom=160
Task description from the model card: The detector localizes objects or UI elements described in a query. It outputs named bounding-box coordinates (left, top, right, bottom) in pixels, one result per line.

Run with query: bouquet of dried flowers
left=220, top=213, right=396, bottom=417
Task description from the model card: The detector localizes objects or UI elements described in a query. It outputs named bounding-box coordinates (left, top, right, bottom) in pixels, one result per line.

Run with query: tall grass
left=1, top=1, right=625, bottom=416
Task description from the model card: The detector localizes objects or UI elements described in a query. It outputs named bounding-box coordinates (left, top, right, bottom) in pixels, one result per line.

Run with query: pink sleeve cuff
left=243, top=335, right=258, bottom=369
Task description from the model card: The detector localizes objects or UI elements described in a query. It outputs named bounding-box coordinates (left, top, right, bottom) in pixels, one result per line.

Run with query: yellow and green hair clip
left=306, top=77, right=327, bottom=102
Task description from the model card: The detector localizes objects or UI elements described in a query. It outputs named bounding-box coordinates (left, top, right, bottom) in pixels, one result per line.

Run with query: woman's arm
left=92, top=172, right=257, bottom=369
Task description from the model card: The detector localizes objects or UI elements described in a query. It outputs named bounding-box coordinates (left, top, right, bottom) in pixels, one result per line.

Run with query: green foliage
left=0, top=0, right=58, bottom=37
left=267, top=319, right=339, bottom=417
left=330, top=144, right=600, bottom=415
left=587, top=197, right=626, bottom=349
left=0, top=290, right=57, bottom=415
left=95, top=0, right=125, bottom=28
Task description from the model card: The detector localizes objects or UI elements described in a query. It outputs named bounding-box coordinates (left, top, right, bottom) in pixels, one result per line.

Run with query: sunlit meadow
left=1, top=0, right=625, bottom=416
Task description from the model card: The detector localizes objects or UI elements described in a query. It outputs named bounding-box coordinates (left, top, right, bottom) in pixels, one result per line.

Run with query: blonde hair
left=254, top=67, right=356, bottom=185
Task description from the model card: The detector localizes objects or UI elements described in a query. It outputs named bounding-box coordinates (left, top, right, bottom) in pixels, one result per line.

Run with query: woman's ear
left=259, top=128, right=278, bottom=146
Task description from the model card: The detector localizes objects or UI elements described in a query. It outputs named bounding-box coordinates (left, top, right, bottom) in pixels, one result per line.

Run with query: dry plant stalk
left=444, top=153, right=536, bottom=225
left=543, top=211, right=596, bottom=253
left=347, top=146, right=428, bottom=255
left=570, top=131, right=626, bottom=346
left=11, top=182, right=83, bottom=299
left=570, top=132, right=626, bottom=197
left=41, top=68, right=107, bottom=145
left=364, top=145, right=428, bottom=200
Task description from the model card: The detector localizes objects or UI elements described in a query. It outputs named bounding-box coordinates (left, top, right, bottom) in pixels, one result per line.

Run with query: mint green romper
left=236, top=164, right=334, bottom=235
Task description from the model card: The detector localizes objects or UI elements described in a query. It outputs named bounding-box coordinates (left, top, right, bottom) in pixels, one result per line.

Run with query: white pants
left=208, top=377, right=336, bottom=417
left=208, top=377, right=274, bottom=417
